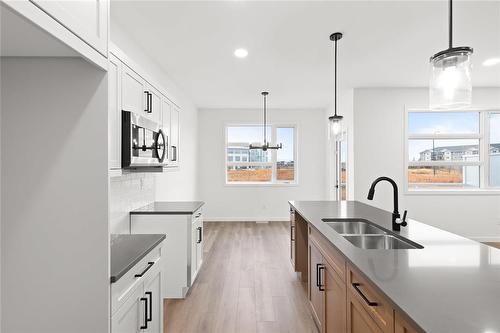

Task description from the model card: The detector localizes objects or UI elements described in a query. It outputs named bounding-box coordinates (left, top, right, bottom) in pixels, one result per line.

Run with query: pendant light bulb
left=429, top=0, right=473, bottom=110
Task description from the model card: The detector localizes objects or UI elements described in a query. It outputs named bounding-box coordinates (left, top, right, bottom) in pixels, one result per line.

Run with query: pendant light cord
left=449, top=0, right=453, bottom=49
left=334, top=38, right=338, bottom=117
left=263, top=93, right=267, bottom=144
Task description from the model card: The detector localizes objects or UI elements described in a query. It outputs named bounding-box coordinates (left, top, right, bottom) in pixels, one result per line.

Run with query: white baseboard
left=204, top=217, right=289, bottom=222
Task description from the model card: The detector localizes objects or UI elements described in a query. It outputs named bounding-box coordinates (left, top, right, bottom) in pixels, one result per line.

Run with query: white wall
left=109, top=174, right=155, bottom=234
left=198, top=108, right=328, bottom=221
left=1, top=58, right=109, bottom=333
left=110, top=20, right=199, bottom=203
left=353, top=87, right=500, bottom=240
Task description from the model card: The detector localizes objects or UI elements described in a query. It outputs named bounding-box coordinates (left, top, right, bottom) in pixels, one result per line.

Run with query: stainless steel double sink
left=322, top=218, right=423, bottom=250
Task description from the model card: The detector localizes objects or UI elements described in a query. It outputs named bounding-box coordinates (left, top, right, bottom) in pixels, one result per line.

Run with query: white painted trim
left=204, top=217, right=289, bottom=222
left=3, top=0, right=107, bottom=70
left=470, top=236, right=500, bottom=243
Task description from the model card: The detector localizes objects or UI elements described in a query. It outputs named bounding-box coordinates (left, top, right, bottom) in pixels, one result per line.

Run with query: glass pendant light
left=328, top=32, right=343, bottom=138
left=249, top=92, right=282, bottom=151
left=429, top=0, right=473, bottom=110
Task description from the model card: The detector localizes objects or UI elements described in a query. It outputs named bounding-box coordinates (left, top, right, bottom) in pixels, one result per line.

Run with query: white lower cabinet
left=131, top=208, right=204, bottom=299
left=111, top=245, right=163, bottom=333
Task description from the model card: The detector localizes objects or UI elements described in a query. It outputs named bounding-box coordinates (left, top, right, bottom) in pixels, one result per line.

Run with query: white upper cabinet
left=30, top=0, right=108, bottom=56
left=147, top=84, right=161, bottom=124
left=122, top=64, right=147, bottom=116
left=161, top=96, right=172, bottom=166
left=170, top=107, right=180, bottom=166
left=108, top=53, right=121, bottom=170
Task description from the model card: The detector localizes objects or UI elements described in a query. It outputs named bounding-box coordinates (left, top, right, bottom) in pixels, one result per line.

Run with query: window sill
left=405, top=188, right=500, bottom=195
left=225, top=182, right=298, bottom=187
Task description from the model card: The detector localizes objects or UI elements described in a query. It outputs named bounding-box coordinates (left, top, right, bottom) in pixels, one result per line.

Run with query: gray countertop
left=110, top=234, right=166, bottom=283
left=289, top=200, right=500, bottom=333
left=130, top=201, right=205, bottom=215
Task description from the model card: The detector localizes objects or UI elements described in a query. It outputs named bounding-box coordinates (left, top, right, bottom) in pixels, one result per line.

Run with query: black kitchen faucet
left=367, top=177, right=408, bottom=231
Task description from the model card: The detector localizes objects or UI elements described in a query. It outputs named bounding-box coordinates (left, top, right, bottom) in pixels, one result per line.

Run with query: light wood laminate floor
left=164, top=222, right=318, bottom=333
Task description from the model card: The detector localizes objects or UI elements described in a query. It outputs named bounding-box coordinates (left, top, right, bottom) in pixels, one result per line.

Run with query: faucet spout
left=367, top=176, right=407, bottom=231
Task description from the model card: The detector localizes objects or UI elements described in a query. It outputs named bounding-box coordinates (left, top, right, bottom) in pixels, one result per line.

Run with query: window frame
left=404, top=107, right=500, bottom=195
left=224, top=123, right=298, bottom=186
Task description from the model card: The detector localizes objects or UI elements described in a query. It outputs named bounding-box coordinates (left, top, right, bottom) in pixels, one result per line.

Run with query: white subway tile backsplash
left=109, top=173, right=155, bottom=234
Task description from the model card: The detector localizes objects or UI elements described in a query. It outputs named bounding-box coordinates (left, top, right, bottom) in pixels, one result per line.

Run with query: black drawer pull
left=195, top=212, right=202, bottom=218
left=316, top=263, right=321, bottom=288
left=291, top=225, right=295, bottom=241
left=135, top=262, right=154, bottom=278
left=318, top=265, right=325, bottom=291
left=352, top=282, right=378, bottom=306
left=145, top=291, right=153, bottom=322
left=140, top=297, right=148, bottom=329
left=197, top=226, right=202, bottom=243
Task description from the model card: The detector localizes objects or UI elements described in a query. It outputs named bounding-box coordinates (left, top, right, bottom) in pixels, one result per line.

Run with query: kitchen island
left=289, top=200, right=500, bottom=333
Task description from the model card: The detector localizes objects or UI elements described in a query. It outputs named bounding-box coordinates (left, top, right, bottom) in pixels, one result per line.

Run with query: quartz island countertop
left=289, top=200, right=500, bottom=333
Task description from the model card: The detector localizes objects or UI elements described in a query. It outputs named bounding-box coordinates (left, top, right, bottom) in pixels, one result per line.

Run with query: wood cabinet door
left=143, top=267, right=163, bottom=333
left=324, top=260, right=346, bottom=333
left=111, top=285, right=145, bottom=333
left=308, top=239, right=324, bottom=331
left=347, top=290, right=382, bottom=333
left=108, top=53, right=121, bottom=170
left=122, top=65, right=146, bottom=116
left=30, top=0, right=108, bottom=55
left=395, top=312, right=420, bottom=333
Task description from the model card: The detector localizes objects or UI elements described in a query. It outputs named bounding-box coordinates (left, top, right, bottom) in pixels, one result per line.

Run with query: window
left=226, top=125, right=296, bottom=184
left=405, top=109, right=499, bottom=191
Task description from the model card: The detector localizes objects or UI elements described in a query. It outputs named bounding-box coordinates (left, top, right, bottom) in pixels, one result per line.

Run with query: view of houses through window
left=407, top=110, right=499, bottom=190
left=226, top=125, right=296, bottom=183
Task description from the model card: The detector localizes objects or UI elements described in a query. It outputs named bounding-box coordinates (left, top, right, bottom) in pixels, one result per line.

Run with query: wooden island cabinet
left=290, top=208, right=423, bottom=333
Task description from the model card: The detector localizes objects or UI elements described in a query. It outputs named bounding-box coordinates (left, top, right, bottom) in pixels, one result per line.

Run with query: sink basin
left=322, top=218, right=423, bottom=250
left=323, top=219, right=386, bottom=235
left=342, top=235, right=423, bottom=250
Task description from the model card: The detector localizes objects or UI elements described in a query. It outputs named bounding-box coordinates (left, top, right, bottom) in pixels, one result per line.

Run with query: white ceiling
left=111, top=1, right=500, bottom=109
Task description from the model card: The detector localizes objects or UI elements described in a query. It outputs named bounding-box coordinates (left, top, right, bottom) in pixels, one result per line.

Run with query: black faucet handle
left=401, top=210, right=408, bottom=227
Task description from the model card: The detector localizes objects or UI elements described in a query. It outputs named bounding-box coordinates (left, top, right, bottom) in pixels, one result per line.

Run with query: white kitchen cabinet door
left=196, top=220, right=203, bottom=273
left=147, top=85, right=161, bottom=124
left=122, top=64, right=147, bottom=116
left=108, top=53, right=121, bottom=170
left=170, top=107, right=180, bottom=166
left=111, top=285, right=145, bottom=333
left=30, top=0, right=108, bottom=55
left=143, top=267, right=163, bottom=333
left=190, top=222, right=198, bottom=283
left=161, top=97, right=171, bottom=165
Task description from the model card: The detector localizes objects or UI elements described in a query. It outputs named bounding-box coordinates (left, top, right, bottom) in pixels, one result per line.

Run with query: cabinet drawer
left=111, top=243, right=162, bottom=315
left=309, top=226, right=346, bottom=282
left=347, top=265, right=393, bottom=333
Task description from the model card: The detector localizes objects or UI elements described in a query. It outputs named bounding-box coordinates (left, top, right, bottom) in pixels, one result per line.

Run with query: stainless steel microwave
left=122, top=111, right=167, bottom=171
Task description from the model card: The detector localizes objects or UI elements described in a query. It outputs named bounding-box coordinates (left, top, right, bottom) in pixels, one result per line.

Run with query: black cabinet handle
left=197, top=226, right=202, bottom=243
left=291, top=225, right=295, bottom=241
left=140, top=297, right=148, bottom=329
left=171, top=146, right=177, bottom=161
left=144, top=91, right=149, bottom=113
left=352, top=282, right=378, bottom=306
left=316, top=263, right=321, bottom=288
left=318, top=265, right=325, bottom=291
left=195, top=212, right=202, bottom=218
left=149, top=93, right=153, bottom=113
left=135, top=262, right=154, bottom=278
left=145, top=291, right=153, bottom=322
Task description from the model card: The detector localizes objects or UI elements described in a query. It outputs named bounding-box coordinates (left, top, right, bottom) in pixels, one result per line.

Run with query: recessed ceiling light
left=234, top=48, right=248, bottom=58
left=482, top=57, right=500, bottom=67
